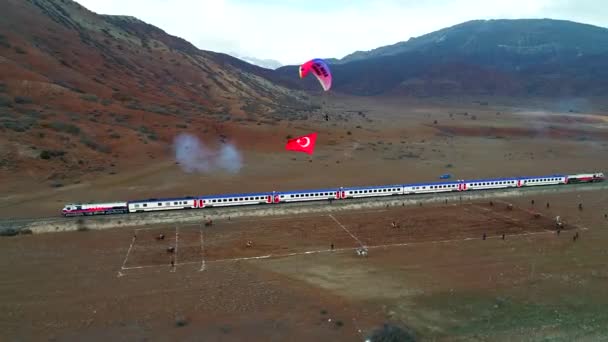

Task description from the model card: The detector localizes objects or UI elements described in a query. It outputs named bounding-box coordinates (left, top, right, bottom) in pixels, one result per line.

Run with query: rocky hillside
left=0, top=0, right=312, bottom=181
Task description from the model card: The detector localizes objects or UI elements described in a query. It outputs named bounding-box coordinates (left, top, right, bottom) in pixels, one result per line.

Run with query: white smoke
left=174, top=133, right=242, bottom=174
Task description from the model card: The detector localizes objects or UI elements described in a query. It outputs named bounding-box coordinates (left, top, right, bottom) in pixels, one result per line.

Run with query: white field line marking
left=329, top=214, right=365, bottom=248
left=120, top=234, right=137, bottom=271
left=177, top=210, right=389, bottom=227
left=122, top=263, right=175, bottom=270
left=199, top=224, right=206, bottom=271
left=120, top=225, right=587, bottom=271
left=471, top=204, right=522, bottom=223
left=488, top=200, right=589, bottom=231
left=134, top=226, right=174, bottom=232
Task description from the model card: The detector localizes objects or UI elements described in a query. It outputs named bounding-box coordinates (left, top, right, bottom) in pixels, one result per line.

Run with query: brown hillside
left=0, top=0, right=313, bottom=182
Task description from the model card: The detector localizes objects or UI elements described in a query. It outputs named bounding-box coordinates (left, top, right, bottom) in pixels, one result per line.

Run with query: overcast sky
left=76, top=0, right=607, bottom=65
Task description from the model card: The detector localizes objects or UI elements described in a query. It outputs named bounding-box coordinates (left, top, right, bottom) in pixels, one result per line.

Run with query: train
left=61, top=172, right=605, bottom=217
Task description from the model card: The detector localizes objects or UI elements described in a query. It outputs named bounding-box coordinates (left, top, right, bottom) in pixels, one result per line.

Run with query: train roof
left=403, top=181, right=461, bottom=187
left=278, top=187, right=339, bottom=194
left=342, top=184, right=403, bottom=190
left=128, top=192, right=273, bottom=203
left=128, top=196, right=197, bottom=204
left=200, top=192, right=273, bottom=199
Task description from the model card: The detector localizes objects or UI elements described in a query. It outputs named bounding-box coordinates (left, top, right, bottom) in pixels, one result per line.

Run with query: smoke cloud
left=174, top=133, right=242, bottom=174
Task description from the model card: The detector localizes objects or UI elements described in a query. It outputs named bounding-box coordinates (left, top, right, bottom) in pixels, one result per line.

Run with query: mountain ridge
left=271, top=18, right=608, bottom=96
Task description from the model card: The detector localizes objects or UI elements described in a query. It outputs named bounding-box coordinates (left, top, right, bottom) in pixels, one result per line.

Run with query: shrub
left=19, top=228, right=33, bottom=235
left=80, top=94, right=99, bottom=102
left=81, top=135, right=111, bottom=153
left=175, top=316, right=188, bottom=327
left=0, top=95, right=11, bottom=107
left=0, top=228, right=18, bottom=237
left=50, top=121, right=80, bottom=135
left=14, top=96, right=33, bottom=104
left=109, top=133, right=121, bottom=139
left=0, top=34, right=10, bottom=48
left=40, top=150, right=51, bottom=159
left=367, top=324, right=417, bottom=342
left=2, top=120, right=31, bottom=132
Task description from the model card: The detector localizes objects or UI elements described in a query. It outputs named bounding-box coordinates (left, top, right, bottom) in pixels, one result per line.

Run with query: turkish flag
left=285, top=132, right=317, bottom=155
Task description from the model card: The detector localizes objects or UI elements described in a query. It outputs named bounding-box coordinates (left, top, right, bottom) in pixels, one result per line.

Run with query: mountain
left=0, top=0, right=311, bottom=179
left=229, top=53, right=283, bottom=70
left=273, top=19, right=608, bottom=96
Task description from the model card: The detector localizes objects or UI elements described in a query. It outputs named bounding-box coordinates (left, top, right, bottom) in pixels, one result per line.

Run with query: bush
left=175, top=316, right=188, bottom=327
left=0, top=94, right=11, bottom=107
left=2, top=120, right=32, bottom=132
left=80, top=135, right=111, bottom=153
left=19, top=228, right=33, bottom=235
left=109, top=133, right=121, bottom=139
left=14, top=96, right=32, bottom=104
left=0, top=228, right=18, bottom=237
left=80, top=94, right=99, bottom=102
left=367, top=324, right=417, bottom=342
left=50, top=121, right=80, bottom=135
left=40, top=150, right=51, bottom=159
left=0, top=34, right=10, bottom=48
left=40, top=150, right=66, bottom=159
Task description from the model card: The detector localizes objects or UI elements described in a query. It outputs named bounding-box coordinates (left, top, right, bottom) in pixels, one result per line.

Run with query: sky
left=76, top=0, right=607, bottom=66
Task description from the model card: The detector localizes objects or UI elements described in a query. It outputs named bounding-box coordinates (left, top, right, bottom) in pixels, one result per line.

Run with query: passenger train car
left=61, top=172, right=604, bottom=216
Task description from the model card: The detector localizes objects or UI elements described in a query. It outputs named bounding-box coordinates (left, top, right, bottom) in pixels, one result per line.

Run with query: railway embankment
left=1, top=183, right=606, bottom=235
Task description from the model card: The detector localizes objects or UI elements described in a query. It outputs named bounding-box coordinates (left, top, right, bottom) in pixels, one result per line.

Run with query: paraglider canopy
left=299, top=58, right=332, bottom=91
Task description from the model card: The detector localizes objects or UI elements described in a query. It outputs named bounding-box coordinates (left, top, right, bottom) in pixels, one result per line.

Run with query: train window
left=158, top=203, right=162, bottom=206
left=135, top=204, right=140, bottom=208
left=239, top=198, right=243, bottom=201
left=143, top=204, right=147, bottom=207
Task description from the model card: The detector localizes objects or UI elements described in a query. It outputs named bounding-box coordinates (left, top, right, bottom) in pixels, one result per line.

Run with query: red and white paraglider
left=299, top=58, right=332, bottom=91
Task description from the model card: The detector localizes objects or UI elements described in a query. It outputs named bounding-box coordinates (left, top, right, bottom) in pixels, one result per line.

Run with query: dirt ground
left=1, top=96, right=607, bottom=219
left=1, top=96, right=608, bottom=341
left=2, top=190, right=607, bottom=341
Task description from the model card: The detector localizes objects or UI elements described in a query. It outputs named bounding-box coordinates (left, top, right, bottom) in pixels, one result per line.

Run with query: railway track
left=1, top=182, right=606, bottom=234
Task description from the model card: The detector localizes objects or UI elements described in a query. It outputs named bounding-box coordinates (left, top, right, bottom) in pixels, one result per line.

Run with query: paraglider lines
left=329, top=214, right=366, bottom=248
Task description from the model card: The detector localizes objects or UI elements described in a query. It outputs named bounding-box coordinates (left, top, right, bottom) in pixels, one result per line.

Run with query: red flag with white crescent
left=285, top=132, right=317, bottom=155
